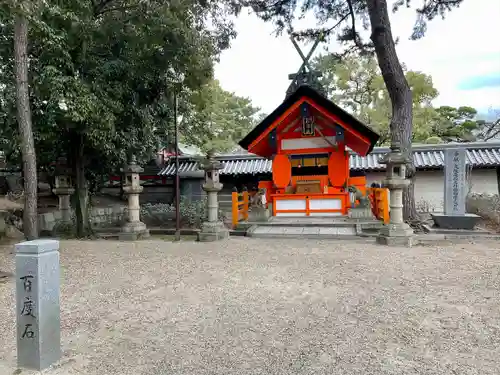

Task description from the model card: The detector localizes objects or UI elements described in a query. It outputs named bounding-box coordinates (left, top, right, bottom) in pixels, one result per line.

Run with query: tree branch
left=93, top=0, right=117, bottom=16
left=345, top=0, right=363, bottom=48
left=97, top=4, right=141, bottom=16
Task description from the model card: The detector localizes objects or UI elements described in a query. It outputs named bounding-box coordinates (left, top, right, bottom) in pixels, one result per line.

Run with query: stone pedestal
left=197, top=151, right=229, bottom=242
left=376, top=143, right=414, bottom=247
left=15, top=239, right=61, bottom=371
left=431, top=148, right=480, bottom=230
left=52, top=188, right=74, bottom=224
left=119, top=157, right=149, bottom=241
left=348, top=207, right=373, bottom=220
left=250, top=206, right=271, bottom=222
left=198, top=220, right=229, bottom=242
left=52, top=157, right=75, bottom=224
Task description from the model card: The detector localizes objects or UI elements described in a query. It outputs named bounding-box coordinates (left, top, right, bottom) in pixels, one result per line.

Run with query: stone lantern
left=119, top=155, right=149, bottom=240
left=376, top=142, right=414, bottom=246
left=197, top=150, right=229, bottom=242
left=52, top=157, right=75, bottom=224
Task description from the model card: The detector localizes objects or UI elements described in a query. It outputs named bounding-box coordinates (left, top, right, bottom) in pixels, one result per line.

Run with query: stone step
left=246, top=225, right=378, bottom=239
left=255, top=217, right=384, bottom=229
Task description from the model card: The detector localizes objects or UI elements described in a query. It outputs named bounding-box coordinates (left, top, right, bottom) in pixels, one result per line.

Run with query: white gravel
left=0, top=237, right=499, bottom=375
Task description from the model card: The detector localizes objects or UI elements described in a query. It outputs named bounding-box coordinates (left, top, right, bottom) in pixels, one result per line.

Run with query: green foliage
left=433, top=106, right=480, bottom=142
left=180, top=80, right=261, bottom=153
left=140, top=197, right=226, bottom=228
left=0, top=0, right=236, bottom=171
left=466, top=193, right=500, bottom=230
left=51, top=221, right=76, bottom=238
left=424, top=136, right=443, bottom=144
left=314, top=53, right=440, bottom=144
left=314, top=53, right=497, bottom=144
left=237, top=0, right=463, bottom=45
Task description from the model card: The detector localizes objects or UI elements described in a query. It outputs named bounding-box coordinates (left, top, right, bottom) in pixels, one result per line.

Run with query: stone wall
left=366, top=168, right=499, bottom=212
left=38, top=206, right=127, bottom=232
left=101, top=185, right=174, bottom=205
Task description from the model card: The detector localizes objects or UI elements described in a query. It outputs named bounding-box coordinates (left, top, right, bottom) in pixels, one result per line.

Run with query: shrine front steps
left=244, top=216, right=384, bottom=239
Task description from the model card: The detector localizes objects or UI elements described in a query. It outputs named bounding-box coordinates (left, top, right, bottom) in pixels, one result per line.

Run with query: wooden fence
left=367, top=187, right=390, bottom=224
left=231, top=190, right=249, bottom=228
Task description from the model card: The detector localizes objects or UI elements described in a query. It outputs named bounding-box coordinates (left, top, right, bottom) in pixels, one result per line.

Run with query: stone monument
left=119, top=156, right=150, bottom=240
left=376, top=143, right=414, bottom=246
left=198, top=150, right=229, bottom=242
left=52, top=157, right=74, bottom=224
left=431, top=147, right=480, bottom=230
left=16, top=239, right=61, bottom=371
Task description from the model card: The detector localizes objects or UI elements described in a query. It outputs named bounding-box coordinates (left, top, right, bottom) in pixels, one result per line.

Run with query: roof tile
left=159, top=143, right=500, bottom=176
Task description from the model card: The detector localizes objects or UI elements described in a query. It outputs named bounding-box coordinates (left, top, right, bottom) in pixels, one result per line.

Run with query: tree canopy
left=314, top=52, right=500, bottom=145
left=314, top=53, right=440, bottom=144
left=0, top=0, right=236, bottom=170
left=179, top=80, right=261, bottom=153
left=0, top=0, right=237, bottom=235
left=313, top=53, right=471, bottom=145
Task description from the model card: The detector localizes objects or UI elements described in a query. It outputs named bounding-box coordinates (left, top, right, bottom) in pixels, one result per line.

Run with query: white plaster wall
left=365, top=168, right=499, bottom=212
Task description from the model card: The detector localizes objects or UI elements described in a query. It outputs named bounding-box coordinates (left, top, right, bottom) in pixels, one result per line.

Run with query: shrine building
left=237, top=84, right=380, bottom=217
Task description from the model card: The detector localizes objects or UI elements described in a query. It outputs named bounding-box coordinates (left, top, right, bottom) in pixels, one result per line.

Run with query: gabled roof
left=238, top=84, right=380, bottom=155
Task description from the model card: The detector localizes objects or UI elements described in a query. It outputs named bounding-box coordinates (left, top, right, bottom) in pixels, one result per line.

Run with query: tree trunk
left=365, top=0, right=418, bottom=221
left=14, top=14, right=38, bottom=240
left=71, top=134, right=89, bottom=237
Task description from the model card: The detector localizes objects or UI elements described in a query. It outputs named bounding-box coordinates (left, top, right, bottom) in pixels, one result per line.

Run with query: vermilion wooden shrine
left=238, top=84, right=380, bottom=217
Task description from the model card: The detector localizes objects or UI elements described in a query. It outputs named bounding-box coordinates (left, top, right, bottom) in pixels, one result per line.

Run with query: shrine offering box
left=295, top=180, right=322, bottom=194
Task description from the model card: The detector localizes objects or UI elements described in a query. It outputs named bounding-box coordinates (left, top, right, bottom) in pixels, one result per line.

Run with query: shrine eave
left=239, top=84, right=380, bottom=155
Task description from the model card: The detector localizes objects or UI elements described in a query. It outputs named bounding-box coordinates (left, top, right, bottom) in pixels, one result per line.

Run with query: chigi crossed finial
left=285, top=32, right=326, bottom=98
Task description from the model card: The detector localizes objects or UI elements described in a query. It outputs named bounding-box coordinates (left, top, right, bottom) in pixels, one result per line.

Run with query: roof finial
left=285, top=32, right=326, bottom=98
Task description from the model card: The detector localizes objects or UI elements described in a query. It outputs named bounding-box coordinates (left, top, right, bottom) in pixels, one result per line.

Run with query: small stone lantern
left=119, top=155, right=149, bottom=240
left=376, top=142, right=414, bottom=246
left=52, top=157, right=75, bottom=224
left=197, top=150, right=229, bottom=242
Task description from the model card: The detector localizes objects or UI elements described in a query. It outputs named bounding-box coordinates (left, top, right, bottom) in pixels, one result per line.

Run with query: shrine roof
left=238, top=84, right=380, bottom=154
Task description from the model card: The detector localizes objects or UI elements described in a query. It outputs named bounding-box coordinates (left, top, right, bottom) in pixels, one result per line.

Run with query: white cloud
left=215, top=0, right=500, bottom=114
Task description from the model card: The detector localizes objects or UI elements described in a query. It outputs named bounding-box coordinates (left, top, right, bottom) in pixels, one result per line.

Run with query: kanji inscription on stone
left=444, top=148, right=467, bottom=216
left=16, top=239, right=61, bottom=371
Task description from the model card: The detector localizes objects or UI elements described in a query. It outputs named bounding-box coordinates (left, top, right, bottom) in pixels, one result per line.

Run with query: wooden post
left=231, top=191, right=239, bottom=229
left=380, top=188, right=390, bottom=224
left=242, top=191, right=249, bottom=221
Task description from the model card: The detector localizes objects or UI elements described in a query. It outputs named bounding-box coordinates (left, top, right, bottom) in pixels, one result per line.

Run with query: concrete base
left=376, top=223, right=414, bottom=247
left=249, top=207, right=270, bottom=222
left=197, top=221, right=229, bottom=242
left=348, top=207, right=374, bottom=220
left=422, top=224, right=491, bottom=236
left=376, top=234, right=414, bottom=247
left=431, top=213, right=481, bottom=230
left=118, top=221, right=150, bottom=241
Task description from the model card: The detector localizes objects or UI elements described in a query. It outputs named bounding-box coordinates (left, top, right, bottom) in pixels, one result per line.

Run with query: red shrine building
left=238, top=84, right=380, bottom=217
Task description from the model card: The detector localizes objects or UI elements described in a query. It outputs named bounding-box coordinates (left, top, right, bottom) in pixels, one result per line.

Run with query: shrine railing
left=367, top=188, right=390, bottom=224
left=231, top=190, right=249, bottom=228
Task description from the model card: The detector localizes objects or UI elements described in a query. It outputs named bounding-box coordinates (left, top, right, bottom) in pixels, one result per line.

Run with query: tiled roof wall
left=159, top=143, right=500, bottom=176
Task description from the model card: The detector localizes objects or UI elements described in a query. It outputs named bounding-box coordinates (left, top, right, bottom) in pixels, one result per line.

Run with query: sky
left=214, top=0, right=500, bottom=117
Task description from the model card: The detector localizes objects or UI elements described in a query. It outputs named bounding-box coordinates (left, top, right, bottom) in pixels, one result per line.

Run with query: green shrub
left=466, top=193, right=500, bottom=230
left=51, top=221, right=76, bottom=238
left=140, top=196, right=226, bottom=228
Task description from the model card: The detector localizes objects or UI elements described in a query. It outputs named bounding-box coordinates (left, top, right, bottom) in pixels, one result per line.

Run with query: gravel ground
left=0, top=238, right=499, bottom=375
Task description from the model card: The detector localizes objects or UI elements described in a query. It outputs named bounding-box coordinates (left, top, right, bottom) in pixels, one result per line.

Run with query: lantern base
left=119, top=221, right=150, bottom=241
left=376, top=222, right=414, bottom=247
left=197, top=221, right=229, bottom=242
